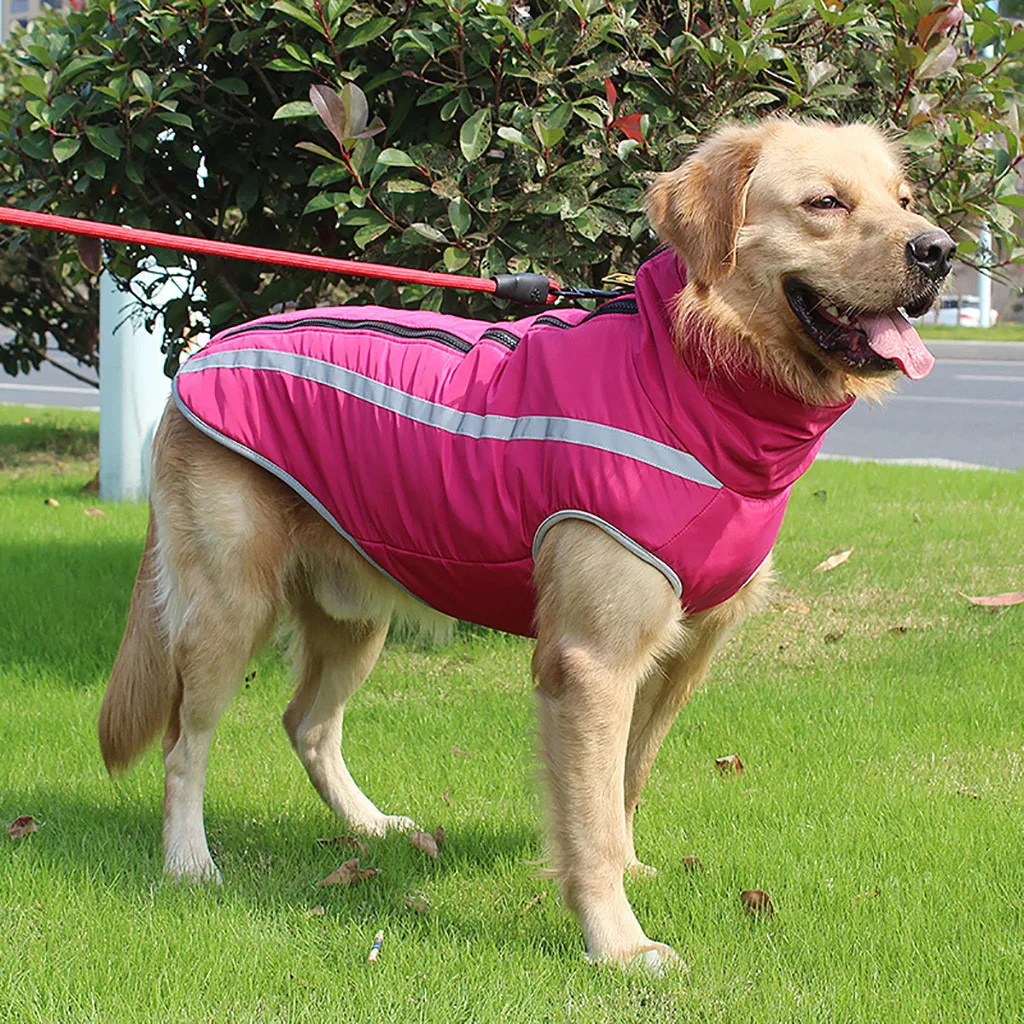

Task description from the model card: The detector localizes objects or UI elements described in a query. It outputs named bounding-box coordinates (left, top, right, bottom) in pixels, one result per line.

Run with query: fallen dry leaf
left=451, top=746, right=472, bottom=757
left=315, top=834, right=367, bottom=854
left=681, top=855, right=704, bottom=872
left=740, top=889, right=774, bottom=919
left=959, top=591, right=1024, bottom=608
left=308, top=905, right=326, bottom=917
left=317, top=857, right=379, bottom=887
left=852, top=888, right=880, bottom=901
left=824, top=630, right=845, bottom=643
left=404, top=890, right=431, bottom=914
left=8, top=815, right=38, bottom=838
left=409, top=831, right=439, bottom=859
left=80, top=472, right=100, bottom=495
left=520, top=891, right=548, bottom=915
left=813, top=548, right=853, bottom=573
left=440, top=788, right=452, bottom=805
left=783, top=600, right=811, bottom=615
left=83, top=507, right=106, bottom=518
left=433, top=825, right=445, bottom=846
left=715, top=754, right=744, bottom=775
left=44, top=498, right=60, bottom=508
left=22, top=416, right=33, bottom=424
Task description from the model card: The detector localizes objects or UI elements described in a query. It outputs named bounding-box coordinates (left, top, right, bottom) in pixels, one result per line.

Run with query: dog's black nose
left=906, top=230, right=956, bottom=281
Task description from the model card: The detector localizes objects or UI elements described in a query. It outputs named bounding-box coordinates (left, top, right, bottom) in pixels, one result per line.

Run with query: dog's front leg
left=533, top=520, right=683, bottom=969
left=623, top=558, right=774, bottom=874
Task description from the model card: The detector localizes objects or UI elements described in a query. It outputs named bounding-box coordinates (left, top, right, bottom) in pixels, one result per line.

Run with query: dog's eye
left=899, top=195, right=912, bottom=209
left=807, top=195, right=842, bottom=210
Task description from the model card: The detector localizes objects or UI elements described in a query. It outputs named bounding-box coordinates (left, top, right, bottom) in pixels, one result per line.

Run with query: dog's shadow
left=3, top=786, right=565, bottom=950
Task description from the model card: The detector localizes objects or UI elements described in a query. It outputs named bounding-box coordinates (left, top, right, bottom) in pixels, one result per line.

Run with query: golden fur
left=100, top=118, right=950, bottom=970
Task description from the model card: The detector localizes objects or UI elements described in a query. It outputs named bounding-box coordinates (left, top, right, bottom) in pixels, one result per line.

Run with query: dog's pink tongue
left=858, top=309, right=935, bottom=379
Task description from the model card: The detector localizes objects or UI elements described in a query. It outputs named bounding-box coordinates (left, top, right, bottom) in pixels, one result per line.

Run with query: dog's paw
left=164, top=853, right=222, bottom=885
left=629, top=943, right=680, bottom=978
left=352, top=813, right=418, bottom=837
left=625, top=857, right=658, bottom=878
left=587, top=940, right=680, bottom=976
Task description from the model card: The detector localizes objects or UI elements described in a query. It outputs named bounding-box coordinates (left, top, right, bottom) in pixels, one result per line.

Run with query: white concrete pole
left=98, top=267, right=174, bottom=501
left=978, top=225, right=993, bottom=328
left=977, top=0, right=1000, bottom=330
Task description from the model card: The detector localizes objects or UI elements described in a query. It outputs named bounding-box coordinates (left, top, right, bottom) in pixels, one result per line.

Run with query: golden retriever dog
left=99, top=118, right=953, bottom=970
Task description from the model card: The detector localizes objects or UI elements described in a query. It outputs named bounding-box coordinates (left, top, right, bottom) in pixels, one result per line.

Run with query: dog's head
left=647, top=119, right=954, bottom=404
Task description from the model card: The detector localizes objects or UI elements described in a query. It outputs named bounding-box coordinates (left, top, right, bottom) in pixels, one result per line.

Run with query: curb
left=926, top=340, right=1024, bottom=362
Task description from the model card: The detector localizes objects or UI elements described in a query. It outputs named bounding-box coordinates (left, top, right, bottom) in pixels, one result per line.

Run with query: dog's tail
left=98, top=510, right=177, bottom=773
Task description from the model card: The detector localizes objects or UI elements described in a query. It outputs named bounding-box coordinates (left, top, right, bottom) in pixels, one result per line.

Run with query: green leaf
left=497, top=126, right=535, bottom=150
left=460, top=108, right=493, bottom=162
left=444, top=246, right=471, bottom=271
left=296, top=141, right=343, bottom=162
left=236, top=174, right=260, bottom=213
left=346, top=16, right=393, bottom=47
left=53, top=137, right=81, bottom=163
left=266, top=58, right=308, bottom=72
left=19, top=74, right=48, bottom=101
left=274, top=101, right=317, bottom=120
left=377, top=148, right=418, bottom=168
left=354, top=222, right=390, bottom=248
left=270, top=0, right=326, bottom=34
left=302, top=193, right=344, bottom=214
left=213, top=78, right=249, bottom=96
left=386, top=179, right=429, bottom=192
left=448, top=197, right=471, bottom=237
left=410, top=222, right=448, bottom=243
left=1005, top=28, right=1024, bottom=56
left=86, top=126, right=124, bottom=159
left=158, top=112, right=193, bottom=129
left=84, top=156, right=106, bottom=179
left=131, top=69, right=153, bottom=97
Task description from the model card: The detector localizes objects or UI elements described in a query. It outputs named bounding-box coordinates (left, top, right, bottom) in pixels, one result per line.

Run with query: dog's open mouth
left=783, top=279, right=935, bottom=380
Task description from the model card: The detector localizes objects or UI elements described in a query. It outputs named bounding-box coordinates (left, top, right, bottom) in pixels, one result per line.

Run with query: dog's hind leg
left=283, top=596, right=415, bottom=836
left=161, top=586, right=277, bottom=883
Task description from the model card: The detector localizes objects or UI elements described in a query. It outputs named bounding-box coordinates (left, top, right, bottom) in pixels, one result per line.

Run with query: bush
left=1, top=0, right=1022, bottom=375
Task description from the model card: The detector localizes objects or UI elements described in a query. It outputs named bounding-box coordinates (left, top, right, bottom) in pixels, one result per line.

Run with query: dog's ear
left=646, top=124, right=765, bottom=284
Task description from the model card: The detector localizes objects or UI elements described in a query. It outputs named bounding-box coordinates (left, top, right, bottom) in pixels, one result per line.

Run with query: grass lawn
left=917, top=322, right=1024, bottom=342
left=2, top=403, right=1023, bottom=1023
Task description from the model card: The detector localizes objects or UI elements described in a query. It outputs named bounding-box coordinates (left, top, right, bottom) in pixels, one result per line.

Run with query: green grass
left=2, top=403, right=1024, bottom=1023
left=917, top=322, right=1024, bottom=341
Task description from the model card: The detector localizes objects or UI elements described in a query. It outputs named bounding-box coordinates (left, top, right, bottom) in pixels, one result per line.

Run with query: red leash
left=0, top=205, right=621, bottom=305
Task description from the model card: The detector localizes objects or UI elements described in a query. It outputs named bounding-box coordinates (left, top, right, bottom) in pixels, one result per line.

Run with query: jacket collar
left=632, top=250, right=853, bottom=498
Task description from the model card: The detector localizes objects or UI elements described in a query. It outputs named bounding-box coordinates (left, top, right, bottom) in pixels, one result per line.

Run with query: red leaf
left=611, top=113, right=643, bottom=143
left=604, top=77, right=617, bottom=118
left=917, top=2, right=963, bottom=46
left=84, top=507, right=106, bottom=518
left=8, top=815, right=38, bottom=838
left=959, top=591, right=1024, bottom=607
left=715, top=754, right=744, bottom=774
left=78, top=236, right=102, bottom=274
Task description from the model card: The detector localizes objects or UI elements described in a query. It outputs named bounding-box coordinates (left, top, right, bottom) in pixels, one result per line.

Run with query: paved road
left=1, top=338, right=1022, bottom=469
left=820, top=341, right=1024, bottom=471
left=0, top=346, right=99, bottom=409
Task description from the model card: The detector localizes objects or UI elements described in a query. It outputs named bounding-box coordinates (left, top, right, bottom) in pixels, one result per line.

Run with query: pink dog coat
left=173, top=250, right=852, bottom=636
